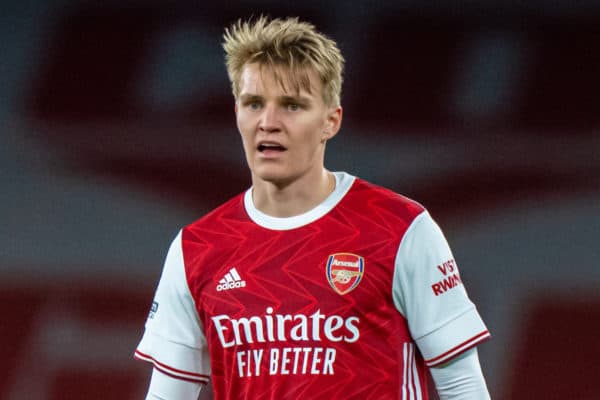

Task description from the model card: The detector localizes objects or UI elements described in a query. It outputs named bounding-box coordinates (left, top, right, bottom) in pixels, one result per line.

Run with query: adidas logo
left=216, top=267, right=246, bottom=292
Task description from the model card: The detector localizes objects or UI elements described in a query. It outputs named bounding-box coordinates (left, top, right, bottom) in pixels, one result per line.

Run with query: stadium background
left=2, top=1, right=599, bottom=399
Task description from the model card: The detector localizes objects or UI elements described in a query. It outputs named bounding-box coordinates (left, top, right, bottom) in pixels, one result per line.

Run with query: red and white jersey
left=135, top=172, right=490, bottom=400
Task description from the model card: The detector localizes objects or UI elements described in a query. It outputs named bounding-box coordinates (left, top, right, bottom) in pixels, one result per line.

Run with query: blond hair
left=223, top=16, right=344, bottom=106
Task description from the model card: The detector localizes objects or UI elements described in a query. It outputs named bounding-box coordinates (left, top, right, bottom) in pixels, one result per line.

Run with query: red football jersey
left=135, top=172, right=490, bottom=399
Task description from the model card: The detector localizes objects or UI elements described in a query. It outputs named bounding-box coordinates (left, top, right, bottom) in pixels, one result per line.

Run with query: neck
left=251, top=169, right=335, bottom=218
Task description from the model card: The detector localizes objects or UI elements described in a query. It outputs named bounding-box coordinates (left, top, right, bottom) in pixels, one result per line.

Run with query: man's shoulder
left=349, top=177, right=426, bottom=220
left=184, top=191, right=248, bottom=232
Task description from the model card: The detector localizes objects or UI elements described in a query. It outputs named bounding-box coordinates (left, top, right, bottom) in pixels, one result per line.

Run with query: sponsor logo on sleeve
left=148, top=301, right=159, bottom=319
left=326, top=253, right=364, bottom=295
left=431, top=258, right=463, bottom=296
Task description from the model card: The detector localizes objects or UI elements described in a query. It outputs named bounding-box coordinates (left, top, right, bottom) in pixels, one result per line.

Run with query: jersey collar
left=244, top=171, right=355, bottom=230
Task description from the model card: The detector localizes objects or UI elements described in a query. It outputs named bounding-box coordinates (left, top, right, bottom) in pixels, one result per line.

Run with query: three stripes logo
left=216, top=267, right=246, bottom=292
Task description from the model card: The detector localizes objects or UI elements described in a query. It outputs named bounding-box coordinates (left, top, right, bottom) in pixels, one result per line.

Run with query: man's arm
left=429, top=348, right=490, bottom=400
left=392, top=211, right=491, bottom=397
left=135, top=230, right=211, bottom=399
left=145, top=368, right=203, bottom=400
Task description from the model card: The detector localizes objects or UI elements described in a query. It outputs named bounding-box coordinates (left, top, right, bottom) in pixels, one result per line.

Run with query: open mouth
left=258, top=143, right=287, bottom=152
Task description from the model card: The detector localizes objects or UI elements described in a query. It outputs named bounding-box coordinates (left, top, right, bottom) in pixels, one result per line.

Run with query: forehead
left=238, top=63, right=322, bottom=98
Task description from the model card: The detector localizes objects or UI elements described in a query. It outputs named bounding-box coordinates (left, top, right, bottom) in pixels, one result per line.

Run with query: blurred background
left=2, top=1, right=599, bottom=399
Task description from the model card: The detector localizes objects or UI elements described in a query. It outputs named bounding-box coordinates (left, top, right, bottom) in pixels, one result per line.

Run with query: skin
left=235, top=63, right=343, bottom=218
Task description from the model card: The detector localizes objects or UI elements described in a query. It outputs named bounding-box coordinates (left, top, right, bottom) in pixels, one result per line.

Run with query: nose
left=259, top=103, right=281, bottom=133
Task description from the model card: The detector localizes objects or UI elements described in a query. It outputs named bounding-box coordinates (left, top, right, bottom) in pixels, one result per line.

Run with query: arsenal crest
left=326, top=253, right=364, bottom=295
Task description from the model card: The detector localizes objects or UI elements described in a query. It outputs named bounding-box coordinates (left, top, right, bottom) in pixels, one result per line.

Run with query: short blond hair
left=223, top=16, right=344, bottom=106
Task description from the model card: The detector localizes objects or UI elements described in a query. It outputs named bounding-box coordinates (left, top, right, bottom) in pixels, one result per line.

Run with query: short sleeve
left=392, top=212, right=490, bottom=367
left=134, top=230, right=211, bottom=384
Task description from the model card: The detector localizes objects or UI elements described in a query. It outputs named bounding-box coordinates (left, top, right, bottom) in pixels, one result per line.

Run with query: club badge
left=326, top=253, right=364, bottom=295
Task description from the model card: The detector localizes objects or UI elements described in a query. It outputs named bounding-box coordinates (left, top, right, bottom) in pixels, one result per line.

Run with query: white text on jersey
left=216, top=267, right=247, bottom=291
left=211, top=307, right=360, bottom=348
left=236, top=347, right=336, bottom=378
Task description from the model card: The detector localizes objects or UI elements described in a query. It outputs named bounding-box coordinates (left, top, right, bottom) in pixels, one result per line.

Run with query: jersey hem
left=134, top=349, right=210, bottom=384
left=425, top=331, right=491, bottom=367
left=415, top=306, right=490, bottom=367
left=136, top=329, right=210, bottom=381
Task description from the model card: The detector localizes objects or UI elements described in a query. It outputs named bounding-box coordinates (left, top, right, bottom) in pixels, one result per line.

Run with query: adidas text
left=217, top=267, right=246, bottom=291
left=217, top=280, right=247, bottom=291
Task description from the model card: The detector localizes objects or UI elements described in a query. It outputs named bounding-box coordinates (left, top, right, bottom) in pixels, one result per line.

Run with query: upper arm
left=145, top=368, right=205, bottom=400
left=392, top=211, right=491, bottom=367
left=135, top=230, right=211, bottom=385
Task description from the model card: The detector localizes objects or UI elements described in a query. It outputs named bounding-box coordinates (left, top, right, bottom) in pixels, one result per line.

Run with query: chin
left=253, top=167, right=295, bottom=186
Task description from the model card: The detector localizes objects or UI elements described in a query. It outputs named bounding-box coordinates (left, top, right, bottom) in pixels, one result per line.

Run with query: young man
left=135, top=17, right=491, bottom=399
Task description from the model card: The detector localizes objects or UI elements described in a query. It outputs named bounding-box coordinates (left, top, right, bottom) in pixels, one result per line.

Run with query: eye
left=287, top=103, right=300, bottom=112
left=248, top=101, right=262, bottom=110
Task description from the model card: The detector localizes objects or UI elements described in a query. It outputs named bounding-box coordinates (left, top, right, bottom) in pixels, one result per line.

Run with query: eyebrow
left=239, top=93, right=312, bottom=105
left=279, top=95, right=311, bottom=105
left=239, top=94, right=262, bottom=103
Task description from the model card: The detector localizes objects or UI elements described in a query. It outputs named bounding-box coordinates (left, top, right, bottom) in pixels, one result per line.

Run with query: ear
left=322, top=106, right=343, bottom=142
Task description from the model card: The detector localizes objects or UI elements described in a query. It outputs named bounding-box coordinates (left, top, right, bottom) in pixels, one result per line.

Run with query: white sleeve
left=392, top=211, right=490, bottom=367
left=429, top=348, right=490, bottom=399
left=135, top=230, right=211, bottom=384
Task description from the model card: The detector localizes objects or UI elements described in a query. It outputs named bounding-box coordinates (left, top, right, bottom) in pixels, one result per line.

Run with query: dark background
left=2, top=1, right=599, bottom=399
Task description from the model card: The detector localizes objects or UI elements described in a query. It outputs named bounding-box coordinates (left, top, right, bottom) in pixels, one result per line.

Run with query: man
left=135, top=16, right=491, bottom=399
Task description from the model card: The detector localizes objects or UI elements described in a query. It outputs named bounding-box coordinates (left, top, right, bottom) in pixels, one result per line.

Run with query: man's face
left=235, top=63, right=341, bottom=187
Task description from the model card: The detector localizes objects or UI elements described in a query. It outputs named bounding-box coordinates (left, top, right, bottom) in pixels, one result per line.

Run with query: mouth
left=257, top=142, right=287, bottom=153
